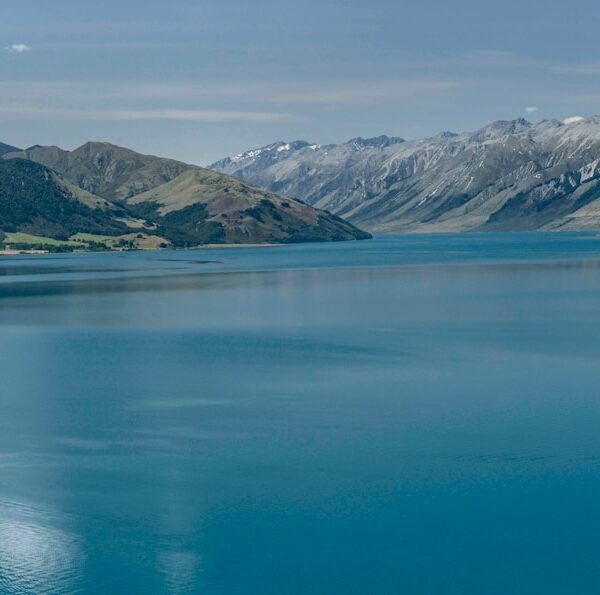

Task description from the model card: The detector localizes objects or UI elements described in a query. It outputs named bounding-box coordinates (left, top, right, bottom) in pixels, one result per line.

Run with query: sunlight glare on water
left=0, top=501, right=83, bottom=595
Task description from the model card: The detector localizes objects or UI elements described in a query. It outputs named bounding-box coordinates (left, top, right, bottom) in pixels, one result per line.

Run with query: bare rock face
left=211, top=118, right=600, bottom=232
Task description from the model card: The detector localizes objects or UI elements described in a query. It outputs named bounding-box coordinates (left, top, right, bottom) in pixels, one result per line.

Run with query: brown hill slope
left=2, top=142, right=370, bottom=246
left=127, top=169, right=370, bottom=245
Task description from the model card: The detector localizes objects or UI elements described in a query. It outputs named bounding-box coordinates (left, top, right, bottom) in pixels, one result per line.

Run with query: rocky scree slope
left=211, top=117, right=600, bottom=232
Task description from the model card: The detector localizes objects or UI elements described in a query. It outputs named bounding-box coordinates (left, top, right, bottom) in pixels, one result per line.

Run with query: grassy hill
left=5, top=142, right=193, bottom=200
left=0, top=141, right=371, bottom=249
left=0, top=159, right=128, bottom=240
left=127, top=168, right=371, bottom=246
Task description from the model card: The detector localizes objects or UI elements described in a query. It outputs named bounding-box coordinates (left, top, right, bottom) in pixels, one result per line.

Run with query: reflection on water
left=157, top=550, right=203, bottom=594
left=0, top=501, right=83, bottom=595
left=2, top=234, right=600, bottom=593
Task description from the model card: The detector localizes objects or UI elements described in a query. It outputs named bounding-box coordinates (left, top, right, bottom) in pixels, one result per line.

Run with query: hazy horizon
left=3, top=112, right=599, bottom=168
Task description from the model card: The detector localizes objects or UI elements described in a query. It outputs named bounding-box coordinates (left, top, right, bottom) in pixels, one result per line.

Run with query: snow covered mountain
left=211, top=117, right=600, bottom=232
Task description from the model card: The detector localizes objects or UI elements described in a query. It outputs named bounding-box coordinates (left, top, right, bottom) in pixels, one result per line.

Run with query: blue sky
left=2, top=0, right=600, bottom=164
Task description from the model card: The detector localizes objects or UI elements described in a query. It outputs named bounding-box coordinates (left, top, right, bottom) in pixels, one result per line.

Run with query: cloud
left=552, top=63, right=600, bottom=76
left=5, top=44, right=31, bottom=53
left=525, top=106, right=538, bottom=113
left=0, top=78, right=463, bottom=108
left=103, top=109, right=293, bottom=123
left=39, top=41, right=192, bottom=51
left=563, top=116, right=585, bottom=125
left=73, top=80, right=461, bottom=105
left=259, top=81, right=462, bottom=106
left=0, top=103, right=294, bottom=123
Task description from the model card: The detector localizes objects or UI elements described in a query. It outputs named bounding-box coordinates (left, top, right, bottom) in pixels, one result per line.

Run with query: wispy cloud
left=102, top=109, right=294, bottom=123
left=525, top=106, right=538, bottom=113
left=121, top=80, right=463, bottom=105
left=552, top=62, right=600, bottom=76
left=4, top=43, right=31, bottom=53
left=39, top=41, right=192, bottom=51
left=0, top=103, right=294, bottom=123
left=261, top=81, right=462, bottom=105
left=0, top=78, right=463, bottom=107
left=425, top=50, right=546, bottom=72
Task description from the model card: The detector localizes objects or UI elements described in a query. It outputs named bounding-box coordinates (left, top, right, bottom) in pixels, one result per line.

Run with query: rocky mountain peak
left=211, top=114, right=600, bottom=234
left=347, top=135, right=405, bottom=149
left=472, top=118, right=531, bottom=141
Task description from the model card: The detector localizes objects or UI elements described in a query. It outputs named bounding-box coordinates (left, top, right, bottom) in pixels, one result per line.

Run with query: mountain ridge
left=0, top=142, right=21, bottom=157
left=4, top=142, right=193, bottom=200
left=0, top=142, right=370, bottom=247
left=211, top=116, right=600, bottom=232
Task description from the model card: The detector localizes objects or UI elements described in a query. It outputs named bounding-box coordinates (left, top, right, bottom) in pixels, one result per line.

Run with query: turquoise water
left=1, top=233, right=600, bottom=594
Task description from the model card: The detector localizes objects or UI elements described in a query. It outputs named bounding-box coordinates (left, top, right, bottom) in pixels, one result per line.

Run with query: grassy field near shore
left=1, top=231, right=170, bottom=253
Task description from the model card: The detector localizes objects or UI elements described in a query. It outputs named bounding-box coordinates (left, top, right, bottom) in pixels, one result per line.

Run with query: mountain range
left=211, top=116, right=600, bottom=233
left=0, top=142, right=369, bottom=250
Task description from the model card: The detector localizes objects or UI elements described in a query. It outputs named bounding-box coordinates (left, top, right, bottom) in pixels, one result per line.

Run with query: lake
left=1, top=233, right=600, bottom=594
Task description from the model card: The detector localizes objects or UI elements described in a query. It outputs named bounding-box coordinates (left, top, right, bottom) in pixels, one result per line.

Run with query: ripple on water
left=0, top=501, right=84, bottom=595
left=157, top=550, right=203, bottom=594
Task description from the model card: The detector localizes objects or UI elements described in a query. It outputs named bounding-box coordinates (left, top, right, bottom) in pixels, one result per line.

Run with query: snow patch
left=580, top=159, right=600, bottom=182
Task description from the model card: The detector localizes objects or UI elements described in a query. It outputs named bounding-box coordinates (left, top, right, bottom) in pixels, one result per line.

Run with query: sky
left=2, top=0, right=600, bottom=164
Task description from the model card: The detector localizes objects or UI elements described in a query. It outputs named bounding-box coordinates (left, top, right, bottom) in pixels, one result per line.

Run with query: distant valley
left=5, top=115, right=600, bottom=255
left=212, top=116, right=600, bottom=233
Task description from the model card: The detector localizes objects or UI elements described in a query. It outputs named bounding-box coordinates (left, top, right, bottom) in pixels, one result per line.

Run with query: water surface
left=1, top=233, right=600, bottom=594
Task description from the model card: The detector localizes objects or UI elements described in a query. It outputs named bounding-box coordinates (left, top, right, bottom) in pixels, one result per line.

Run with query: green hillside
left=0, top=159, right=128, bottom=240
left=0, top=142, right=371, bottom=249
left=127, top=168, right=371, bottom=246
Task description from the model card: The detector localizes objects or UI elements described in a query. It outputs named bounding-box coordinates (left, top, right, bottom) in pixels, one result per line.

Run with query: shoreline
left=0, top=249, right=49, bottom=256
left=0, top=242, right=283, bottom=257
